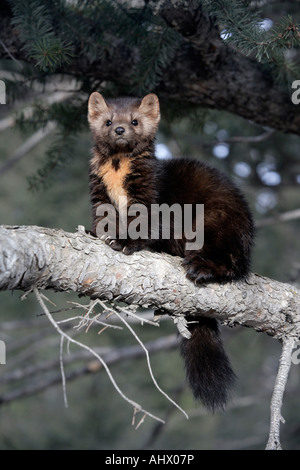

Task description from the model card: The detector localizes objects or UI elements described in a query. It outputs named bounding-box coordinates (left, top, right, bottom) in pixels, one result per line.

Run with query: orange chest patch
left=97, top=157, right=131, bottom=208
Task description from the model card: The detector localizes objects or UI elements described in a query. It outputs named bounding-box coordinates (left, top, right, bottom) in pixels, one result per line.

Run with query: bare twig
left=218, top=129, right=275, bottom=145
left=74, top=297, right=188, bottom=419
left=38, top=293, right=188, bottom=419
left=67, top=298, right=158, bottom=331
left=0, top=122, right=56, bottom=176
left=266, top=337, right=295, bottom=450
left=256, top=209, right=300, bottom=229
left=60, top=335, right=68, bottom=408
left=114, top=305, right=159, bottom=327
left=34, top=288, right=167, bottom=425
left=102, top=300, right=189, bottom=420
left=0, top=335, right=177, bottom=398
left=0, top=38, right=23, bottom=68
left=0, top=90, right=75, bottom=132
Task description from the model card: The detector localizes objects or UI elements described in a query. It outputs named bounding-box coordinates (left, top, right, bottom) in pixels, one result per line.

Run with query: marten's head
left=88, top=93, right=160, bottom=156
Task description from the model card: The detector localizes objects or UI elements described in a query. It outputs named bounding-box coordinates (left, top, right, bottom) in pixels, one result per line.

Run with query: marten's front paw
left=103, top=236, right=124, bottom=251
left=182, top=257, right=216, bottom=285
left=122, top=245, right=136, bottom=255
left=122, top=240, right=146, bottom=255
left=102, top=236, right=146, bottom=255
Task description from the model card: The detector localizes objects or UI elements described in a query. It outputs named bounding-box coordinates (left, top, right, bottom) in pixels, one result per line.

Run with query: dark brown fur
left=88, top=92, right=254, bottom=411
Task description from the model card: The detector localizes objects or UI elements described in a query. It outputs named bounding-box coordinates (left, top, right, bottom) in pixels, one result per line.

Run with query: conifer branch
left=1, top=0, right=300, bottom=135
left=156, top=0, right=300, bottom=134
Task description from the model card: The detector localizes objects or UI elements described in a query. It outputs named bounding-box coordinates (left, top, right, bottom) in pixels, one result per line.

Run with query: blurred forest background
left=0, top=0, right=300, bottom=450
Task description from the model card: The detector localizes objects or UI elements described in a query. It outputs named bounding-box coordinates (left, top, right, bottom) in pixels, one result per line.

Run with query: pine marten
left=88, top=92, right=254, bottom=412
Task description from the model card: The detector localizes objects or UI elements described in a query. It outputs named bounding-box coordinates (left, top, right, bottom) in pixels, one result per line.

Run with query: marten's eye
left=106, top=120, right=112, bottom=127
left=131, top=119, right=138, bottom=126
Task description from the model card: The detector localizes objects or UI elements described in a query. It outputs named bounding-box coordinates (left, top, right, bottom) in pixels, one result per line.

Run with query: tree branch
left=0, top=333, right=177, bottom=405
left=266, top=337, right=295, bottom=450
left=1, top=224, right=300, bottom=447
left=256, top=208, right=300, bottom=228
left=0, top=122, right=56, bottom=176
left=156, top=0, right=300, bottom=135
left=1, top=225, right=300, bottom=341
left=34, top=287, right=170, bottom=424
left=1, top=2, right=299, bottom=135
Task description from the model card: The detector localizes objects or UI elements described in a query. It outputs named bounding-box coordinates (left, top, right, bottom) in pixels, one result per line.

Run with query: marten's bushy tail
left=180, top=317, right=235, bottom=412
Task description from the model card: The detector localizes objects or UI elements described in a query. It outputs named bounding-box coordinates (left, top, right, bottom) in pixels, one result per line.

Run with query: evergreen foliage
left=3, top=0, right=300, bottom=187
left=200, top=0, right=300, bottom=84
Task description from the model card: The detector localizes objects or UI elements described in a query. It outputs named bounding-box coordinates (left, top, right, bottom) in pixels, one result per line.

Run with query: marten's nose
left=115, top=127, right=125, bottom=135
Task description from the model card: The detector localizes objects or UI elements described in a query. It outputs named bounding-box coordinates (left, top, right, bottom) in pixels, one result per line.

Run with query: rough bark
left=156, top=0, right=300, bottom=134
left=1, top=225, right=300, bottom=341
left=1, top=1, right=299, bottom=134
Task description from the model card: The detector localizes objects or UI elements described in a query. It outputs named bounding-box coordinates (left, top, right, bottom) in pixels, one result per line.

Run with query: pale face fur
left=88, top=92, right=160, bottom=155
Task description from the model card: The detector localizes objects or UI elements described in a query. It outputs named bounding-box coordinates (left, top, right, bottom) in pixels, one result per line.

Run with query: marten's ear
left=88, top=92, right=109, bottom=121
left=139, top=93, right=160, bottom=124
